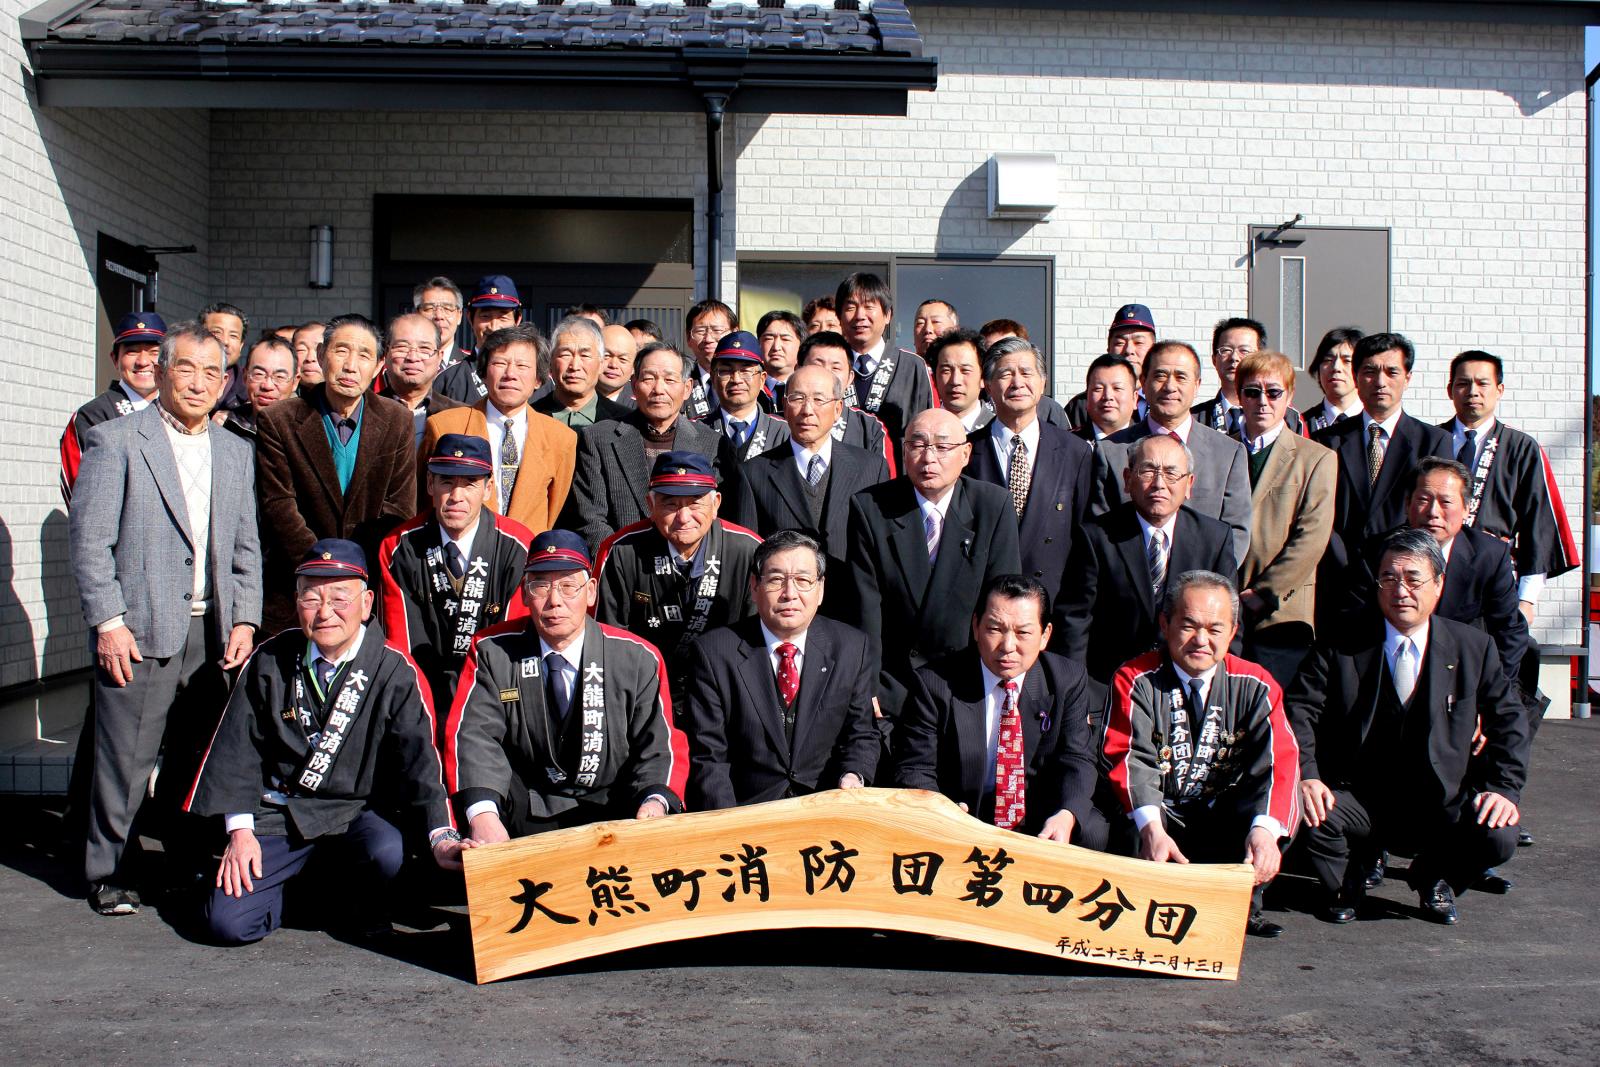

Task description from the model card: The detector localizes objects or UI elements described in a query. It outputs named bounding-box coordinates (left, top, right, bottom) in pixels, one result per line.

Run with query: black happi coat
left=185, top=624, right=453, bottom=840
left=443, top=618, right=689, bottom=821
left=378, top=509, right=533, bottom=711
left=1444, top=419, right=1580, bottom=582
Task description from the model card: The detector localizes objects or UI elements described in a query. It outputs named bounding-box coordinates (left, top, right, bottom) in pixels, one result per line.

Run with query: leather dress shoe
left=88, top=882, right=140, bottom=916
left=1471, top=869, right=1514, bottom=894
left=1246, top=910, right=1283, bottom=938
left=1321, top=886, right=1363, bottom=924
left=1418, top=880, right=1459, bottom=925
left=1518, top=828, right=1535, bottom=847
left=1361, top=851, right=1387, bottom=890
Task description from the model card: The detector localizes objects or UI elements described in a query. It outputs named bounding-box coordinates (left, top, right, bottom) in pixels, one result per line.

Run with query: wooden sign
left=463, top=788, right=1254, bottom=983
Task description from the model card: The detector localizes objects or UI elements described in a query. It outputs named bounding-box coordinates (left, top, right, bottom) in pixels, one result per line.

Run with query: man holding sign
left=444, top=530, right=689, bottom=839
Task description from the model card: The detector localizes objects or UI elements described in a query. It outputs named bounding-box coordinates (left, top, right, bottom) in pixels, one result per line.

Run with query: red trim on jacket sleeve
left=440, top=622, right=519, bottom=794
left=377, top=514, right=428, bottom=658
left=1101, top=656, right=1155, bottom=815
left=1537, top=444, right=1581, bottom=570
left=59, top=415, right=83, bottom=507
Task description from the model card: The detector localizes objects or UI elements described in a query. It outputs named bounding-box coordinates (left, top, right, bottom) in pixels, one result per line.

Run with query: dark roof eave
left=23, top=42, right=938, bottom=114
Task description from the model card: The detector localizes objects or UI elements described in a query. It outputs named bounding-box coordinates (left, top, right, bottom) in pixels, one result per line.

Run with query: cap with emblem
left=295, top=538, right=368, bottom=581
left=711, top=330, right=763, bottom=365
left=113, top=311, right=167, bottom=348
left=426, top=433, right=493, bottom=477
left=525, top=529, right=592, bottom=574
left=1109, top=303, right=1156, bottom=334
left=648, top=451, right=719, bottom=496
left=468, top=274, right=522, bottom=310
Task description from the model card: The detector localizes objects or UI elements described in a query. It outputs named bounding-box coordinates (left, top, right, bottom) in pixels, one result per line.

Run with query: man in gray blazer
left=1090, top=339, right=1252, bottom=563
left=560, top=342, right=739, bottom=554
left=69, top=321, right=261, bottom=916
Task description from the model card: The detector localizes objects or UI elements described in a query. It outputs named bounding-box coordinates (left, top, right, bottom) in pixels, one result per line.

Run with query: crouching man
left=443, top=530, right=689, bottom=839
left=185, top=539, right=463, bottom=944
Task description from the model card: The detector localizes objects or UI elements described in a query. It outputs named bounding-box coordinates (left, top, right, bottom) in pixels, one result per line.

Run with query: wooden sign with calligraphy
left=462, top=788, right=1255, bottom=984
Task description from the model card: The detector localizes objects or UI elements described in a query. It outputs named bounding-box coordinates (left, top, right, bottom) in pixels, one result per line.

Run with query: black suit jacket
left=964, top=420, right=1093, bottom=609
left=1350, top=525, right=1534, bottom=691
left=1051, top=504, right=1238, bottom=686
left=892, top=648, right=1097, bottom=834
left=1286, top=615, right=1530, bottom=818
left=682, top=616, right=880, bottom=809
left=731, top=440, right=890, bottom=621
left=1313, top=412, right=1452, bottom=576
left=846, top=476, right=1021, bottom=719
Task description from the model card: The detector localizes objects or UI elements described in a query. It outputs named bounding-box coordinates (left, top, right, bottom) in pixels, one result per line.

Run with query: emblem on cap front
left=453, top=450, right=463, bottom=457
left=546, top=545, right=557, bottom=554
left=675, top=467, right=686, bottom=475
left=490, top=287, right=500, bottom=294
left=137, top=321, right=147, bottom=329
left=321, top=552, right=332, bottom=560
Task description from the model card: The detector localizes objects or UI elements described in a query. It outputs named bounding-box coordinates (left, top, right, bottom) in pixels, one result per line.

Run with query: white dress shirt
left=853, top=336, right=888, bottom=378
left=791, top=437, right=834, bottom=483
left=1320, top=397, right=1363, bottom=424
left=914, top=485, right=958, bottom=539
left=1146, top=414, right=1193, bottom=443
left=1360, top=409, right=1404, bottom=463
left=1244, top=422, right=1286, bottom=455
left=1383, top=619, right=1431, bottom=698
left=759, top=621, right=808, bottom=678
left=439, top=516, right=482, bottom=569
left=485, top=401, right=528, bottom=484
left=957, top=404, right=986, bottom=433
left=117, top=380, right=153, bottom=411
left=1135, top=511, right=1179, bottom=559
left=990, top=417, right=1040, bottom=481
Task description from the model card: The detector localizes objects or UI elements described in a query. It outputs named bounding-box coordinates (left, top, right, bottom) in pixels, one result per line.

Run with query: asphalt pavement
left=2, top=721, right=1597, bottom=1066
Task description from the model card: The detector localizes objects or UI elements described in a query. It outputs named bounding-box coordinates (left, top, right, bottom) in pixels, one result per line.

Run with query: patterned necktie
left=993, top=680, right=1026, bottom=831
left=1147, top=528, right=1168, bottom=601
left=1392, top=640, right=1417, bottom=704
left=925, top=509, right=941, bottom=564
left=446, top=543, right=466, bottom=579
left=806, top=453, right=827, bottom=487
left=728, top=419, right=748, bottom=449
left=1456, top=428, right=1477, bottom=470
left=1366, top=423, right=1385, bottom=486
left=314, top=656, right=338, bottom=695
left=500, top=419, right=520, bottom=511
left=546, top=652, right=572, bottom=722
left=1007, top=435, right=1030, bottom=518
left=775, top=642, right=800, bottom=706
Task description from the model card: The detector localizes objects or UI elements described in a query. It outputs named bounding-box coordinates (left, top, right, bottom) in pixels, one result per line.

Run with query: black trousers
left=1103, top=800, right=1272, bottom=912
left=1302, top=788, right=1519, bottom=895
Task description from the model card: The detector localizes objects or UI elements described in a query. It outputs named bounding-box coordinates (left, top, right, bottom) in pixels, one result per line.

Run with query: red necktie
left=776, top=642, right=800, bottom=706
left=994, top=680, right=1026, bottom=830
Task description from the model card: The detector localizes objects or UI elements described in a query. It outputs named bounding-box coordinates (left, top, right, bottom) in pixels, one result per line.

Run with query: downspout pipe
left=1578, top=61, right=1597, bottom=718
left=703, top=91, right=728, bottom=303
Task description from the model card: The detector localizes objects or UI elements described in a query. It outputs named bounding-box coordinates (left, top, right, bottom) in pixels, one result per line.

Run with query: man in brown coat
left=1233, top=350, right=1335, bottom=687
left=419, top=323, right=577, bottom=537
left=257, top=313, right=417, bottom=634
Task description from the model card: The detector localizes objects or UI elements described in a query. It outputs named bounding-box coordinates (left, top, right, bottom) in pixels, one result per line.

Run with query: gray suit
left=1090, top=419, right=1253, bottom=563
left=69, top=402, right=261, bottom=884
left=559, top=411, right=740, bottom=554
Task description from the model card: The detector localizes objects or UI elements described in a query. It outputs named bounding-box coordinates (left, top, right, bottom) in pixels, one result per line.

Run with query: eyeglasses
left=295, top=594, right=359, bottom=613
left=416, top=302, right=460, bottom=315
left=387, top=343, right=437, bottom=360
left=1214, top=346, right=1256, bottom=358
left=783, top=393, right=839, bottom=410
left=757, top=573, right=819, bottom=593
left=688, top=325, right=728, bottom=341
left=905, top=441, right=965, bottom=457
left=1377, top=574, right=1438, bottom=592
left=525, top=576, right=589, bottom=599
left=1132, top=464, right=1191, bottom=484
left=1239, top=385, right=1287, bottom=401
left=714, top=364, right=763, bottom=380
left=246, top=369, right=295, bottom=385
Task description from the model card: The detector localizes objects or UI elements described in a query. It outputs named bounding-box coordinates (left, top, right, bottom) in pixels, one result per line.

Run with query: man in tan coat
left=419, top=323, right=576, bottom=536
left=1233, top=350, right=1335, bottom=687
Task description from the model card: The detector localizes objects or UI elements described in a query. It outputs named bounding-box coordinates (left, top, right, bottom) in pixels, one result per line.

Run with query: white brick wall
left=1, top=2, right=210, bottom=688
left=0, top=3, right=1589, bottom=685
left=733, top=6, right=1589, bottom=646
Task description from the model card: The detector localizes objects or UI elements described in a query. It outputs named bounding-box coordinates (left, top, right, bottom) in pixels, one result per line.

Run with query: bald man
left=848, top=408, right=1022, bottom=723
left=599, top=324, right=638, bottom=410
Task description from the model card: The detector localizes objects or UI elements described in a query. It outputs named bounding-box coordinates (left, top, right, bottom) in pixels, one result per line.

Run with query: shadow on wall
left=0, top=518, right=38, bottom=692
left=926, top=11, right=1574, bottom=118
left=934, top=160, right=1039, bottom=259
left=39, top=510, right=82, bottom=679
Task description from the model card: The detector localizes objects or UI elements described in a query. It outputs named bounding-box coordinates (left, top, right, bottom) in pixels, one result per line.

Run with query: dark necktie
left=1334, top=411, right=1348, bottom=424
left=728, top=419, right=748, bottom=449
left=446, top=543, right=466, bottom=580
left=315, top=656, right=338, bottom=695
left=1188, top=679, right=1207, bottom=737
left=500, top=419, right=520, bottom=511
left=806, top=454, right=827, bottom=486
left=1456, top=428, right=1477, bottom=470
left=545, top=652, right=572, bottom=722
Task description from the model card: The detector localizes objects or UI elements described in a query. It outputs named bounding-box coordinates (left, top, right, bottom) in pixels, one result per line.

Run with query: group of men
left=60, top=271, right=1575, bottom=946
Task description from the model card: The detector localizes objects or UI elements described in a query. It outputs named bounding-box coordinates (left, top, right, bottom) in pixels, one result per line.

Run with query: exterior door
left=94, top=233, right=157, bottom=387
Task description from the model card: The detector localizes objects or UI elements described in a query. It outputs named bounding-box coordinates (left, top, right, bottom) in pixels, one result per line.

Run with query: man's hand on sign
left=1138, top=822, right=1189, bottom=865
left=1243, top=826, right=1281, bottom=886
left=469, top=810, right=511, bottom=845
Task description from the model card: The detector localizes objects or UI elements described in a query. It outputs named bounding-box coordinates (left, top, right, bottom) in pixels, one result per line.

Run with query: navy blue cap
left=712, top=330, right=763, bottom=364
left=427, top=433, right=493, bottom=477
left=525, top=530, right=592, bottom=574
left=469, top=274, right=521, bottom=310
left=649, top=451, right=719, bottom=496
left=1109, top=303, right=1155, bottom=333
left=113, top=311, right=167, bottom=347
left=296, top=538, right=368, bottom=581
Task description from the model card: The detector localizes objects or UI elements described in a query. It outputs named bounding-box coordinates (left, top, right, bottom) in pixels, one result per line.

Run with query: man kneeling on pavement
left=186, top=540, right=464, bottom=944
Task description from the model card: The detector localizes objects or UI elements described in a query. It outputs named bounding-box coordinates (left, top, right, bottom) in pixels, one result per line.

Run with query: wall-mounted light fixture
left=987, top=153, right=1057, bottom=221
left=308, top=224, right=334, bottom=289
